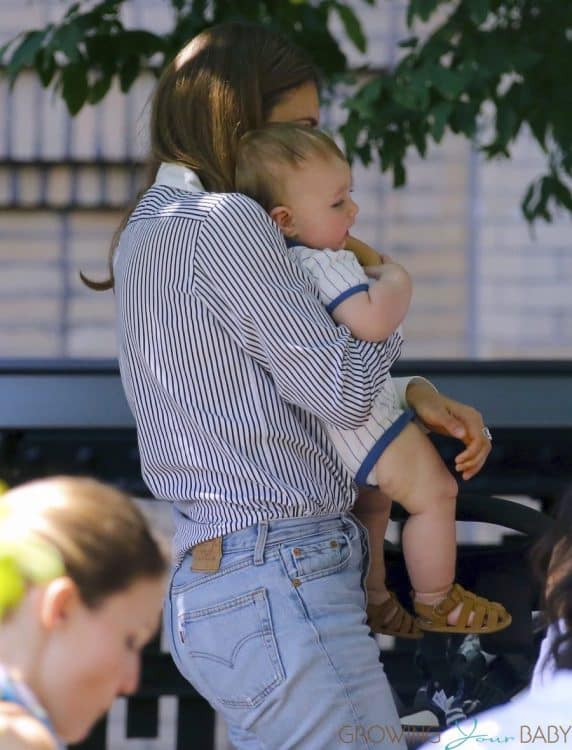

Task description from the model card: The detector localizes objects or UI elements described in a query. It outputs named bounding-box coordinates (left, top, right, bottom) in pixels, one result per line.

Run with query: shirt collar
left=154, top=162, right=206, bottom=193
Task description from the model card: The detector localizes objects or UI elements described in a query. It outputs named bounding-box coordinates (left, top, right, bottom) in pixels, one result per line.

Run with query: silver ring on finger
left=482, top=426, right=492, bottom=441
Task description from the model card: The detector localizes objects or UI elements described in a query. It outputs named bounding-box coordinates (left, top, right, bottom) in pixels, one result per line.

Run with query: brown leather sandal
left=367, top=592, right=423, bottom=639
left=414, top=583, right=512, bottom=634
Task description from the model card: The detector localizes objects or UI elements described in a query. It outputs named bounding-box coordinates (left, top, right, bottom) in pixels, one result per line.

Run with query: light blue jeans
left=163, top=513, right=406, bottom=749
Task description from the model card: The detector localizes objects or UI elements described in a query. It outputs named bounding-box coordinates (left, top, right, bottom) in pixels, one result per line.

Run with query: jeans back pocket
left=179, top=587, right=285, bottom=709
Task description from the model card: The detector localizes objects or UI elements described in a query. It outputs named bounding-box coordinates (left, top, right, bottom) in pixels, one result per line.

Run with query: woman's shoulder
left=0, top=702, right=57, bottom=750
left=210, top=191, right=271, bottom=219
left=133, top=183, right=224, bottom=218
left=203, top=191, right=283, bottom=238
left=133, top=185, right=268, bottom=225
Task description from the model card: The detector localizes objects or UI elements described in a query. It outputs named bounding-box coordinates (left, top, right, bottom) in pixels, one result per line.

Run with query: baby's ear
left=270, top=206, right=296, bottom=238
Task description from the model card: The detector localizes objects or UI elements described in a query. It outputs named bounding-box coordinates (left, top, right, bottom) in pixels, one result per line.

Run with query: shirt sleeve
left=193, top=193, right=392, bottom=430
left=385, top=326, right=404, bottom=365
left=294, top=247, right=370, bottom=314
left=393, top=376, right=439, bottom=409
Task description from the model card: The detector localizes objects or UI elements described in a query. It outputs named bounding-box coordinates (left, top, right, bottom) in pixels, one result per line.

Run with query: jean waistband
left=219, top=513, right=354, bottom=556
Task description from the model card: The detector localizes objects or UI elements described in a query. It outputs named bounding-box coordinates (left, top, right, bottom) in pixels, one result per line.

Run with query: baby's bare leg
left=375, top=421, right=458, bottom=598
left=353, top=487, right=392, bottom=605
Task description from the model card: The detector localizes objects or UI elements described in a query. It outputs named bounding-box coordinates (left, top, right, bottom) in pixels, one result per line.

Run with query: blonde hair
left=0, top=477, right=167, bottom=610
left=235, top=123, right=346, bottom=212
left=82, top=22, right=318, bottom=291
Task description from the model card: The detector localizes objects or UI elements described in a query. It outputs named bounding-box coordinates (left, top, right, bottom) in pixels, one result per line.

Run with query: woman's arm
left=195, top=193, right=392, bottom=430
left=403, top=379, right=493, bottom=480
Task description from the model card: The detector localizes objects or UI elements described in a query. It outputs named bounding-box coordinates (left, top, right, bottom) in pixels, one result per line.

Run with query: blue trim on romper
left=355, top=408, right=416, bottom=486
left=326, top=284, right=370, bottom=314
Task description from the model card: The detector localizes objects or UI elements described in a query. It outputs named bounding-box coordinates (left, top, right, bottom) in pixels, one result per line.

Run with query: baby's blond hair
left=235, top=123, right=346, bottom=212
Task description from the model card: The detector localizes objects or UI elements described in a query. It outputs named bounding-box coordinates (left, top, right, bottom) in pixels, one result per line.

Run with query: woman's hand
left=405, top=380, right=492, bottom=481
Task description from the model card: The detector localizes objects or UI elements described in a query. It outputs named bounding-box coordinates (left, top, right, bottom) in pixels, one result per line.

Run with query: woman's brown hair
left=82, top=22, right=318, bottom=291
left=532, top=487, right=572, bottom=671
left=1, top=476, right=167, bottom=610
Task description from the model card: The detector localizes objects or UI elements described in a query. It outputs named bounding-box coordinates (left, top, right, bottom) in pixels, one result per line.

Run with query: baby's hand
left=364, top=253, right=406, bottom=278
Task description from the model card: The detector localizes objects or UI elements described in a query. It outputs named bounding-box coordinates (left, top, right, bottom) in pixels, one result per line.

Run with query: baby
left=235, top=123, right=511, bottom=638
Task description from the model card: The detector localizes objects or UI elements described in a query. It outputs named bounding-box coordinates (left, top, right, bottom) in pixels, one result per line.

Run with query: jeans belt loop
left=253, top=520, right=269, bottom=566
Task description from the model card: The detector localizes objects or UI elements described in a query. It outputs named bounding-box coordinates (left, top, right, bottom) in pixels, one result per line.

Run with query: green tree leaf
left=406, top=0, right=442, bottom=26
left=398, top=36, right=418, bottom=49
left=340, top=112, right=363, bottom=154
left=61, top=62, right=88, bottom=114
left=88, top=71, right=113, bottom=105
left=466, top=0, right=489, bottom=26
left=429, top=101, right=452, bottom=142
left=6, top=31, right=46, bottom=80
left=120, top=30, right=164, bottom=56
left=409, top=119, right=428, bottom=157
left=119, top=56, right=140, bottom=93
left=552, top=177, right=572, bottom=212
left=333, top=3, right=366, bottom=53
left=36, top=48, right=57, bottom=87
left=2, top=0, right=572, bottom=224
left=430, top=66, right=469, bottom=100
left=52, top=23, right=85, bottom=63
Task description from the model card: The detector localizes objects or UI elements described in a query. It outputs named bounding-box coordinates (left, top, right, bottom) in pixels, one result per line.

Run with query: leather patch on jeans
left=191, top=537, right=222, bottom=572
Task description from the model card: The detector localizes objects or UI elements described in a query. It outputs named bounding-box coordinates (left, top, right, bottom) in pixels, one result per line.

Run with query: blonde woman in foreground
left=0, top=476, right=167, bottom=750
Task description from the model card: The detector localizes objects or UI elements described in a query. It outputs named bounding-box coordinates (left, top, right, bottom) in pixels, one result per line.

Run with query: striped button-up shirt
left=114, top=163, right=404, bottom=562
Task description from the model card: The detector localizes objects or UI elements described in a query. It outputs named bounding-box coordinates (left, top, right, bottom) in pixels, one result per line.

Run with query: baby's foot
left=367, top=591, right=423, bottom=639
left=414, top=587, right=473, bottom=626
left=413, top=584, right=511, bottom=633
